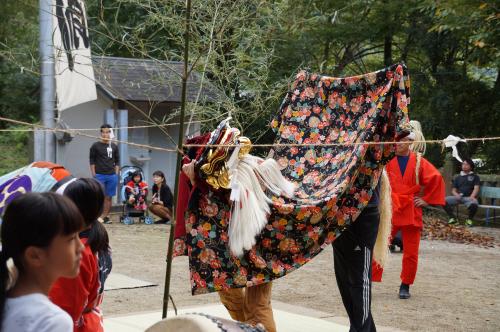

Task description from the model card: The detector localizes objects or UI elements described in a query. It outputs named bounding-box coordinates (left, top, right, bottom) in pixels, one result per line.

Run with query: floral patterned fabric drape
left=174, top=64, right=410, bottom=295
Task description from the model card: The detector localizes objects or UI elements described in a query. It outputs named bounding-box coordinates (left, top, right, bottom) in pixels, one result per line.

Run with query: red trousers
left=372, top=225, right=421, bottom=285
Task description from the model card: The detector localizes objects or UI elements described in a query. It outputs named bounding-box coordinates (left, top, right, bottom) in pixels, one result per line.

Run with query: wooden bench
left=479, top=186, right=500, bottom=225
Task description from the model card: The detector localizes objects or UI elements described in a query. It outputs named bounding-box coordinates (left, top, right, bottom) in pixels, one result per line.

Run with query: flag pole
left=162, top=0, right=192, bottom=319
left=39, top=0, right=56, bottom=162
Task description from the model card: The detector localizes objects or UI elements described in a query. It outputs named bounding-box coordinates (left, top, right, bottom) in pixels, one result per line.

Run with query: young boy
left=89, top=124, right=120, bottom=224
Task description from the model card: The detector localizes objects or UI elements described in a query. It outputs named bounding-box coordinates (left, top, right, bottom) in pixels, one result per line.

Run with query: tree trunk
left=332, top=45, right=353, bottom=76
left=384, top=34, right=392, bottom=66
left=401, top=20, right=416, bottom=63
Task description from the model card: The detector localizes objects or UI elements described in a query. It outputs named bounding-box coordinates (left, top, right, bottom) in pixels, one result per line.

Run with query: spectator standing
left=89, top=124, right=119, bottom=224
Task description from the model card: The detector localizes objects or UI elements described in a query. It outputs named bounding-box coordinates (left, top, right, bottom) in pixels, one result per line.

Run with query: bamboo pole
left=162, top=0, right=192, bottom=319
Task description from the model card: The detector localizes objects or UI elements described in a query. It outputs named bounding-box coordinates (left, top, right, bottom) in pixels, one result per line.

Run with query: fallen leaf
left=422, top=215, right=496, bottom=248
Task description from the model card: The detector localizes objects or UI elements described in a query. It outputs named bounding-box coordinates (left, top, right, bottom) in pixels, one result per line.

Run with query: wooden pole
left=162, top=0, right=192, bottom=319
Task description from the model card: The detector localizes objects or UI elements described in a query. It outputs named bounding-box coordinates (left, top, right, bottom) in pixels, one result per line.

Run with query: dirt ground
left=102, top=216, right=500, bottom=332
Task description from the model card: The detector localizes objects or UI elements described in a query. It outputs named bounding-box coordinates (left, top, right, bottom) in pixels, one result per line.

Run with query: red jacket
left=386, top=152, right=445, bottom=228
left=50, top=238, right=103, bottom=332
left=125, top=180, right=148, bottom=197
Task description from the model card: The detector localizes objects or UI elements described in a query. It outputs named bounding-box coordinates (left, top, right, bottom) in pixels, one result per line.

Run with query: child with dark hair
left=49, top=178, right=112, bottom=332
left=125, top=171, right=148, bottom=211
left=0, top=192, right=84, bottom=332
left=149, top=170, right=173, bottom=224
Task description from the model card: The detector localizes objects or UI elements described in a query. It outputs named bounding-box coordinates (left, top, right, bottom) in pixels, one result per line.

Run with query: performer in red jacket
left=372, top=121, right=445, bottom=299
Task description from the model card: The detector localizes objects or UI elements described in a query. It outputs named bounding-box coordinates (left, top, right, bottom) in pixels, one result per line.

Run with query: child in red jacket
left=125, top=171, right=148, bottom=211
left=50, top=178, right=112, bottom=332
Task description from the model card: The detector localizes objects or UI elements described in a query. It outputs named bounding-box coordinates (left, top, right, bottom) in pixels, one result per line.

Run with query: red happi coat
left=125, top=181, right=148, bottom=199
left=386, top=152, right=445, bottom=228
left=50, top=238, right=103, bottom=332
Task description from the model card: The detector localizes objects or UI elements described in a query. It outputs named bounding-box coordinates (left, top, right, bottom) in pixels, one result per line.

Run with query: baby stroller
left=119, top=165, right=154, bottom=225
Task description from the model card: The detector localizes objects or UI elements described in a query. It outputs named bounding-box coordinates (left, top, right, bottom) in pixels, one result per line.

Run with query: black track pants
left=333, top=205, right=380, bottom=332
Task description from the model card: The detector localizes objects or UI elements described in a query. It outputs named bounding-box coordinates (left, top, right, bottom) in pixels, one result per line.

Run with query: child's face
left=133, top=175, right=141, bottom=183
left=42, top=232, right=84, bottom=279
left=153, top=175, right=163, bottom=184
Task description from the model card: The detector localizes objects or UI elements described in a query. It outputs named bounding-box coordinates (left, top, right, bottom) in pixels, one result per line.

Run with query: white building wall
left=56, top=95, right=112, bottom=178
left=56, top=96, right=201, bottom=199
left=148, top=117, right=200, bottom=190
left=148, top=122, right=177, bottom=190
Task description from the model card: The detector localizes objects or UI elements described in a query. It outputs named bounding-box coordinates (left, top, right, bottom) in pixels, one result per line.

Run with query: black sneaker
left=103, top=217, right=112, bottom=224
left=392, top=236, right=403, bottom=252
left=399, top=283, right=411, bottom=299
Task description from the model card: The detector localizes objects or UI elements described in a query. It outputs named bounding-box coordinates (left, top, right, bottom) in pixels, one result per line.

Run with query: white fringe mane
left=372, top=169, right=392, bottom=268
left=228, top=153, right=295, bottom=257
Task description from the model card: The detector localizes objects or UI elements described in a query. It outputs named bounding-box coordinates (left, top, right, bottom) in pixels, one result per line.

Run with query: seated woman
left=149, top=170, right=173, bottom=224
left=125, top=171, right=148, bottom=211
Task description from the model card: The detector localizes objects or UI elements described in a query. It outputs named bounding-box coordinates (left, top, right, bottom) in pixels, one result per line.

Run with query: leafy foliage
left=0, top=0, right=498, bottom=171
left=0, top=128, right=30, bottom=174
left=0, top=0, right=39, bottom=128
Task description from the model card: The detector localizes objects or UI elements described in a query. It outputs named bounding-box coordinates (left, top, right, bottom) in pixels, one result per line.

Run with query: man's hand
left=470, top=185, right=480, bottom=202
left=182, top=160, right=196, bottom=185
left=414, top=197, right=428, bottom=207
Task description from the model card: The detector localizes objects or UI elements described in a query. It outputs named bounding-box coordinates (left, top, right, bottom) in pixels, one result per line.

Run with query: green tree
left=0, top=0, right=39, bottom=127
left=1, top=0, right=498, bottom=170
left=87, top=0, right=290, bottom=144
left=0, top=1, right=38, bottom=172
